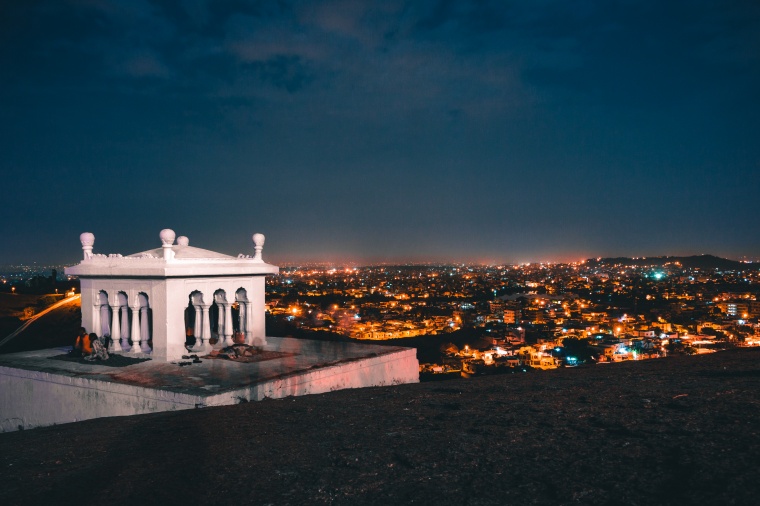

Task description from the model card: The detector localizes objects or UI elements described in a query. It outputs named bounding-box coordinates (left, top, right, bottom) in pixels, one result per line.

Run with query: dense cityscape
left=265, top=256, right=760, bottom=377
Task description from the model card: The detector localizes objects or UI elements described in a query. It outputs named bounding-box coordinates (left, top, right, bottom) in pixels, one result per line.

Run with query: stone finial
left=80, top=232, right=95, bottom=260
left=177, top=236, right=189, bottom=246
left=252, top=233, right=265, bottom=262
left=160, top=229, right=176, bottom=261
left=159, top=229, right=176, bottom=246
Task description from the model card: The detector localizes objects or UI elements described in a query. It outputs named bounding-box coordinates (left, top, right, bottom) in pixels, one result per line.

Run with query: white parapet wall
left=0, top=342, right=419, bottom=432
left=206, top=347, right=419, bottom=404
left=0, top=365, right=203, bottom=432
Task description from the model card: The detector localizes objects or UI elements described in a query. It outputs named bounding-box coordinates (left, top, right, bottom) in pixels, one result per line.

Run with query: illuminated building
left=65, top=230, right=278, bottom=361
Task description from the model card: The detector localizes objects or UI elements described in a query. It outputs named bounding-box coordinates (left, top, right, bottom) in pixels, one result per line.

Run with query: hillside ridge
left=586, top=253, right=756, bottom=270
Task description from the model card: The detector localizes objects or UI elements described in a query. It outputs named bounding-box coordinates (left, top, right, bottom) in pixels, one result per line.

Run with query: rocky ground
left=2, top=348, right=760, bottom=505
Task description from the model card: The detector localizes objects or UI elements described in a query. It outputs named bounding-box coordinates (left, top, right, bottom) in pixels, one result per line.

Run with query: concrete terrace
left=0, top=337, right=419, bottom=431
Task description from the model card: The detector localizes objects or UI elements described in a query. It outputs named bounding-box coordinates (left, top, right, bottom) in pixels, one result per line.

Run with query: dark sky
left=2, top=1, right=759, bottom=265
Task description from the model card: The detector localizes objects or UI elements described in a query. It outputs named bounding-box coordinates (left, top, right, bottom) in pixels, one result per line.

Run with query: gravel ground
left=2, top=348, right=759, bottom=505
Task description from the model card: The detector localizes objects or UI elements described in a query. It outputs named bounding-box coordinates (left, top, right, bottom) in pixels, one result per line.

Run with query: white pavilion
left=64, top=229, right=279, bottom=361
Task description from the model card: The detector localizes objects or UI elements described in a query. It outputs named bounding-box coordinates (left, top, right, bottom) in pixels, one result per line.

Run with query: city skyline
left=1, top=1, right=759, bottom=265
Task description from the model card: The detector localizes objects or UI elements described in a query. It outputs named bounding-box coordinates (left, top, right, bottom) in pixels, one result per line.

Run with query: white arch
left=97, top=290, right=111, bottom=336
left=213, top=289, right=232, bottom=347
left=117, top=291, right=129, bottom=351
left=188, top=290, right=211, bottom=351
left=235, top=288, right=252, bottom=344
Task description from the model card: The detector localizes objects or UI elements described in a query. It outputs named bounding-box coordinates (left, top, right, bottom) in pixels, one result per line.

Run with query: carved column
left=92, top=301, right=101, bottom=338
left=200, top=304, right=211, bottom=350
left=120, top=306, right=130, bottom=350
left=239, top=302, right=248, bottom=343
left=140, top=306, right=150, bottom=353
left=222, top=303, right=234, bottom=347
left=130, top=301, right=141, bottom=353
left=110, top=299, right=122, bottom=352
left=100, top=304, right=111, bottom=336
left=216, top=303, right=225, bottom=346
left=193, top=305, right=203, bottom=348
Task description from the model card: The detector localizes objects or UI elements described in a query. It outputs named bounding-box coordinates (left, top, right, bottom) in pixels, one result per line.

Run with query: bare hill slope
left=2, top=349, right=759, bottom=505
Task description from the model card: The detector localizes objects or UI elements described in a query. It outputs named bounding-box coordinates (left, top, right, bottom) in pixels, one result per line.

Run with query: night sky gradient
left=1, top=1, right=759, bottom=265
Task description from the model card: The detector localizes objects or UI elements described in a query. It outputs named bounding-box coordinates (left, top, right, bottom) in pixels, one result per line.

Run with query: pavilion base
left=0, top=337, right=419, bottom=432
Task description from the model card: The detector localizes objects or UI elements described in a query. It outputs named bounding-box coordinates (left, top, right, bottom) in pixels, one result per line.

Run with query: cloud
left=412, top=0, right=507, bottom=36
left=245, top=54, right=313, bottom=93
left=223, top=13, right=327, bottom=63
left=115, top=51, right=173, bottom=78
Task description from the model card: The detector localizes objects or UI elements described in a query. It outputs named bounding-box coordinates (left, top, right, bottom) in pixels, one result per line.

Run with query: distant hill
left=586, top=254, right=757, bottom=271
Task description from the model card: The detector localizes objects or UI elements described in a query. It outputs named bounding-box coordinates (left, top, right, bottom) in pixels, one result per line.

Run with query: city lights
left=266, top=257, right=759, bottom=376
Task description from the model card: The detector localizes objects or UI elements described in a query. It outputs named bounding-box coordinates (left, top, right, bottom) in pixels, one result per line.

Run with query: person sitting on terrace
left=71, top=327, right=88, bottom=357
left=85, top=333, right=109, bottom=361
left=81, top=332, right=94, bottom=356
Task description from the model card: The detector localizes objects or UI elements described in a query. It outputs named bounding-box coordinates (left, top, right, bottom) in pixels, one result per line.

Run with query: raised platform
left=0, top=337, right=419, bottom=432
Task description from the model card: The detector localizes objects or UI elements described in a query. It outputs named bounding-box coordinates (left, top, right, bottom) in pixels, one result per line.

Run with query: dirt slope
left=1, top=348, right=759, bottom=505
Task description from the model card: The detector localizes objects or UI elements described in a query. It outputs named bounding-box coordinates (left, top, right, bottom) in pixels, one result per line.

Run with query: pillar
left=100, top=304, right=111, bottom=336
left=110, top=300, right=122, bottom=352
left=239, top=302, right=248, bottom=343
left=193, top=305, right=203, bottom=348
left=120, top=306, right=130, bottom=350
left=92, top=301, right=101, bottom=338
left=216, top=303, right=225, bottom=346
left=130, top=301, right=141, bottom=353
left=223, top=303, right=234, bottom=347
left=140, top=306, right=150, bottom=353
left=200, top=304, right=211, bottom=350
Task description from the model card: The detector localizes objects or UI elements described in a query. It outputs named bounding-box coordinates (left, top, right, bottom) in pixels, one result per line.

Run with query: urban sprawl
left=265, top=258, right=760, bottom=376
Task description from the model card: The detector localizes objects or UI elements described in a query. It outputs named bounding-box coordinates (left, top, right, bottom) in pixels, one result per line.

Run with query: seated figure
left=85, top=333, right=109, bottom=361
left=81, top=332, right=94, bottom=356
left=72, top=327, right=88, bottom=357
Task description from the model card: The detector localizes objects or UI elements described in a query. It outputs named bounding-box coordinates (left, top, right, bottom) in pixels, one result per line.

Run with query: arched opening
left=116, top=292, right=127, bottom=350
left=185, top=291, right=205, bottom=349
left=209, top=292, right=222, bottom=344
left=232, top=303, right=240, bottom=332
left=212, top=289, right=231, bottom=347
left=235, top=288, right=250, bottom=344
left=185, top=300, right=196, bottom=348
left=127, top=292, right=151, bottom=353
left=113, top=291, right=129, bottom=352
left=96, top=291, right=112, bottom=337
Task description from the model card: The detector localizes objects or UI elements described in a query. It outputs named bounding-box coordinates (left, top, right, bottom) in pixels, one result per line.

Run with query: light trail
left=0, top=294, right=81, bottom=349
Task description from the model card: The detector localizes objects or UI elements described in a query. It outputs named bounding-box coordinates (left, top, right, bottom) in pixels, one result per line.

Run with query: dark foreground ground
left=2, top=349, right=760, bottom=506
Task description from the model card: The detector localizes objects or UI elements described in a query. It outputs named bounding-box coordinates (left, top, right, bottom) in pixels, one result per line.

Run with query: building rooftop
left=65, top=230, right=278, bottom=278
left=129, top=244, right=234, bottom=260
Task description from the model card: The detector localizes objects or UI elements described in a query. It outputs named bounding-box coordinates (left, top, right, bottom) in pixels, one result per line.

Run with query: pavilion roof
left=129, top=245, right=234, bottom=260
